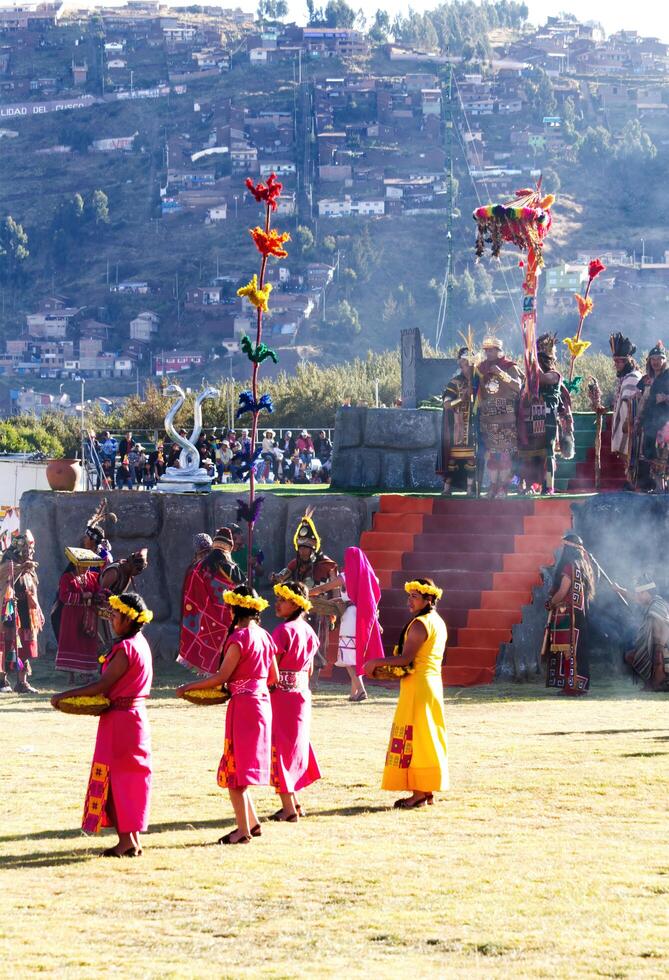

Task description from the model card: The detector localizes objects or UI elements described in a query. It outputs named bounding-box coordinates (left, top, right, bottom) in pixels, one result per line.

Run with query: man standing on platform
left=638, top=341, right=669, bottom=491
left=610, top=333, right=641, bottom=489
left=436, top=343, right=476, bottom=495
left=474, top=336, right=523, bottom=496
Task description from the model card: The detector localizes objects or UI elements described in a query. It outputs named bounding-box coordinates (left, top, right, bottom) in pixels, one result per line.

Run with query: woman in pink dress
left=51, top=592, right=153, bottom=858
left=177, top=585, right=278, bottom=845
left=270, top=581, right=321, bottom=823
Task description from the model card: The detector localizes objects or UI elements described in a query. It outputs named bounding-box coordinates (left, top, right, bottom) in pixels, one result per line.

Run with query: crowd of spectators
left=90, top=426, right=333, bottom=490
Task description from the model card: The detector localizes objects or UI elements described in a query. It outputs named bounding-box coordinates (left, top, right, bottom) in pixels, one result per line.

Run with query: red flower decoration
left=250, top=227, right=290, bottom=259
left=245, top=173, right=283, bottom=212
left=588, top=258, right=606, bottom=281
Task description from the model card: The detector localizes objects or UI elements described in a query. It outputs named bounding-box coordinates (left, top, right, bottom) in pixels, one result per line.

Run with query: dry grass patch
left=1, top=677, right=668, bottom=978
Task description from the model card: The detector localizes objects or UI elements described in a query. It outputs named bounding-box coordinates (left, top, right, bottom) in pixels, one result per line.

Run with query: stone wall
left=497, top=494, right=669, bottom=682
left=331, top=407, right=442, bottom=491
left=20, top=490, right=377, bottom=659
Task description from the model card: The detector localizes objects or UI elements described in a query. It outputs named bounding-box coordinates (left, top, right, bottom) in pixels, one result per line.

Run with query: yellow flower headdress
left=108, top=594, right=154, bottom=624
left=273, top=583, right=312, bottom=612
left=223, top=590, right=269, bottom=612
left=404, top=580, right=443, bottom=600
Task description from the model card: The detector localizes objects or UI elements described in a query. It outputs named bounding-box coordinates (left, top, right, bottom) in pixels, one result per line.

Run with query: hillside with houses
left=1, top=1, right=669, bottom=411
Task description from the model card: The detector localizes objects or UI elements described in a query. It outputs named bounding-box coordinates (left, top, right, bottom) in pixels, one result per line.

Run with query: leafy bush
left=0, top=419, right=64, bottom=457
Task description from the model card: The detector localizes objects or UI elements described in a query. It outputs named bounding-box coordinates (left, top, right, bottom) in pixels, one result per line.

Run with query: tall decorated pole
left=473, top=184, right=555, bottom=400
left=235, top=173, right=287, bottom=585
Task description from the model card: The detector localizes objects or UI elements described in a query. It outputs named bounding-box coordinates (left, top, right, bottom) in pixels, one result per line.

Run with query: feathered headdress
left=457, top=326, right=476, bottom=359
left=85, top=498, right=117, bottom=545
left=293, top=507, right=321, bottom=554
left=609, top=333, right=636, bottom=358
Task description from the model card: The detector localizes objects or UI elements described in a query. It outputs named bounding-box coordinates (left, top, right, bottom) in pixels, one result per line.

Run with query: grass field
left=2, top=673, right=668, bottom=979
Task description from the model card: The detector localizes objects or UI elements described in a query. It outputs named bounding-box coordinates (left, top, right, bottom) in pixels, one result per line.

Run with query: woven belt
left=277, top=670, right=309, bottom=692
left=110, top=696, right=146, bottom=710
left=228, top=678, right=267, bottom=697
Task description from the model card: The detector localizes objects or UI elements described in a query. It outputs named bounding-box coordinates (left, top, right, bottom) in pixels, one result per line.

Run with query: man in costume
left=54, top=547, right=105, bottom=680
left=97, top=549, right=149, bottom=651
left=177, top=527, right=245, bottom=675
left=637, top=341, right=669, bottom=491
left=436, top=339, right=476, bottom=496
left=614, top=574, right=669, bottom=691
left=543, top=532, right=596, bottom=695
left=517, top=333, right=574, bottom=494
left=474, top=335, right=523, bottom=496
left=0, top=530, right=44, bottom=694
left=270, top=509, right=338, bottom=682
left=610, top=332, right=641, bottom=489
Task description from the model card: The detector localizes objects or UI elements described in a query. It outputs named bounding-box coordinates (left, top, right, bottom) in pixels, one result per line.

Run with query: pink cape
left=344, top=547, right=385, bottom=676
left=82, top=633, right=153, bottom=834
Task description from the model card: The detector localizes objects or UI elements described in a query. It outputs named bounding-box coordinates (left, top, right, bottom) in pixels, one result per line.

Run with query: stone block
left=358, top=449, right=381, bottom=489
left=364, top=408, right=438, bottom=451
left=333, top=407, right=364, bottom=449
left=160, top=494, right=209, bottom=619
left=406, top=451, right=442, bottom=491
left=20, top=491, right=59, bottom=633
left=126, top=540, right=170, bottom=622
left=381, top=452, right=406, bottom=491
left=113, top=494, right=161, bottom=538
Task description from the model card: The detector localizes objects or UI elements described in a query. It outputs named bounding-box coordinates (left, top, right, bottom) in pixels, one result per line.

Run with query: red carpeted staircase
left=555, top=412, right=627, bottom=493
left=361, top=495, right=574, bottom=686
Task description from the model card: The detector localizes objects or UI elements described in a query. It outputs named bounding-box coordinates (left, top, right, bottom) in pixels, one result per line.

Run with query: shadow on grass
left=537, top=728, right=669, bottom=737
left=0, top=851, right=96, bottom=870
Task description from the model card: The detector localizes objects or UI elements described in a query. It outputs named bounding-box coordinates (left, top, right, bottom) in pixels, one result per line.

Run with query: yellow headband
left=108, top=594, right=154, bottom=624
left=223, top=590, right=269, bottom=612
left=404, top=580, right=443, bottom=601
left=273, top=583, right=312, bottom=612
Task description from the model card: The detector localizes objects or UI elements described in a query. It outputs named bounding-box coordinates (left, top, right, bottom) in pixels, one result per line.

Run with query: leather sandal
left=269, top=810, right=299, bottom=822
left=102, top=846, right=141, bottom=857
left=217, top=831, right=251, bottom=844
left=251, top=823, right=262, bottom=837
left=393, top=794, right=431, bottom=810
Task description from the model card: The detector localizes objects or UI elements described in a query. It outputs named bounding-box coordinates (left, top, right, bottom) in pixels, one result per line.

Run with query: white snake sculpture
left=162, top=384, right=219, bottom=480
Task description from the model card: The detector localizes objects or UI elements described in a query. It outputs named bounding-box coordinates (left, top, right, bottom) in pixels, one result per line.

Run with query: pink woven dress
left=270, top=619, right=322, bottom=794
left=82, top=633, right=153, bottom=834
left=217, top=624, right=276, bottom=789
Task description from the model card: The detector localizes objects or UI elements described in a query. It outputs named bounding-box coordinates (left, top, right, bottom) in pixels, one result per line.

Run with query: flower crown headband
left=404, top=580, right=443, bottom=600
left=223, top=590, right=269, bottom=612
left=273, top=583, right=312, bottom=612
left=108, top=594, right=153, bottom=624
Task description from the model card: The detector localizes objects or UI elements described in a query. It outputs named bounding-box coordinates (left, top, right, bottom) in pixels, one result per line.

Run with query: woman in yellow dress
left=365, top=578, right=448, bottom=808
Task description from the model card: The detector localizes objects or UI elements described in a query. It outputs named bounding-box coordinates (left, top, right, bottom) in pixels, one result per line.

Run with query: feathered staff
left=586, top=375, right=606, bottom=491
left=237, top=173, right=288, bottom=584
left=473, top=183, right=554, bottom=399
left=563, top=259, right=606, bottom=387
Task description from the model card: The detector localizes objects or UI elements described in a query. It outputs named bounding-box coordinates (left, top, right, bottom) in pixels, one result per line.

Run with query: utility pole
left=435, top=63, right=454, bottom=351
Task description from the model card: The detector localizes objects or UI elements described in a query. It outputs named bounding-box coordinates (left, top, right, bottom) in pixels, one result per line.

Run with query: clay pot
left=46, top=458, right=82, bottom=492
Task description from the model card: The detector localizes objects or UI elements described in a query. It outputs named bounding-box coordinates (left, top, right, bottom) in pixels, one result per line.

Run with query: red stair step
left=467, top=609, right=522, bottom=630
left=456, top=627, right=512, bottom=648
left=422, top=515, right=526, bottom=534
left=432, top=499, right=534, bottom=516
left=523, top=515, right=573, bottom=534
left=414, top=534, right=515, bottom=553
left=360, top=531, right=415, bottom=551
left=480, top=590, right=530, bottom=610
left=502, top=552, right=552, bottom=573
left=366, top=550, right=406, bottom=570
left=445, top=647, right=498, bottom=668
left=513, top=534, right=560, bottom=555
left=443, top=664, right=495, bottom=686
left=373, top=513, right=425, bottom=534
left=493, top=571, right=541, bottom=590
left=379, top=496, right=433, bottom=515
left=402, top=551, right=505, bottom=572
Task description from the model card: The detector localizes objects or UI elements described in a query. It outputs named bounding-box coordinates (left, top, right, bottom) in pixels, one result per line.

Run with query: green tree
left=0, top=216, right=29, bottom=286
left=333, top=299, right=361, bottom=335
left=615, top=119, right=657, bottom=163
left=322, top=234, right=337, bottom=254
left=576, top=126, right=613, bottom=163
left=368, top=8, right=390, bottom=43
left=296, top=224, right=314, bottom=254
left=91, top=189, right=110, bottom=225
left=351, top=225, right=378, bottom=282
left=323, top=0, right=356, bottom=28
left=257, top=0, right=288, bottom=20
